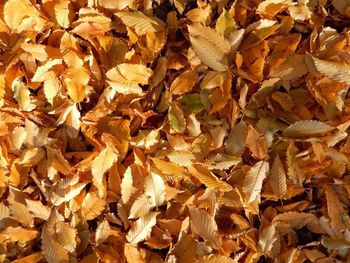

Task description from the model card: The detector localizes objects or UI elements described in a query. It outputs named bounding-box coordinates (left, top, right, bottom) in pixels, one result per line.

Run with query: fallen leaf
left=243, top=161, right=269, bottom=203
left=126, top=212, right=159, bottom=244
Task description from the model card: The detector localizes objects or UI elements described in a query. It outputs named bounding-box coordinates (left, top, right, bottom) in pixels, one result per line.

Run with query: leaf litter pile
left=3, top=0, right=350, bottom=262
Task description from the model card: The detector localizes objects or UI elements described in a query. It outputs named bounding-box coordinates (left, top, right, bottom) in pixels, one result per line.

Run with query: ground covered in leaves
left=1, top=0, right=350, bottom=262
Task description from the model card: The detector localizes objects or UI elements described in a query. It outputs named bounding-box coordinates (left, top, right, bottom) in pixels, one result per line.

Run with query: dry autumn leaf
left=170, top=70, right=198, bottom=95
left=306, top=54, right=350, bottom=85
left=283, top=120, right=335, bottom=138
left=126, top=212, right=159, bottom=244
left=81, top=192, right=106, bottom=220
left=0, top=226, right=38, bottom=243
left=188, top=165, right=233, bottom=192
left=116, top=11, right=165, bottom=35
left=243, top=161, right=270, bottom=203
left=129, top=172, right=166, bottom=218
left=188, top=206, right=221, bottom=249
left=270, top=154, right=287, bottom=198
left=188, top=23, right=230, bottom=71
left=198, top=254, right=237, bottom=263
left=0, top=1, right=349, bottom=262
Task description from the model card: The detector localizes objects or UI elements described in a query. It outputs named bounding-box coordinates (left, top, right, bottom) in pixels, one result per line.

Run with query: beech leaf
left=306, top=54, right=350, bottom=85
left=243, top=161, right=269, bottom=203
left=126, top=212, right=159, bottom=244
left=283, top=120, right=335, bottom=138
left=188, top=206, right=221, bottom=249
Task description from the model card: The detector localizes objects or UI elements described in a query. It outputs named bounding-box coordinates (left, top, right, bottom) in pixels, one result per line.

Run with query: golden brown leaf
left=0, top=226, right=38, bottom=243
left=269, top=154, right=287, bottom=198
left=12, top=252, right=42, bottom=263
left=246, top=125, right=268, bottom=160
left=81, top=193, right=106, bottom=220
left=170, top=70, right=198, bottom=95
left=188, top=165, right=233, bottom=192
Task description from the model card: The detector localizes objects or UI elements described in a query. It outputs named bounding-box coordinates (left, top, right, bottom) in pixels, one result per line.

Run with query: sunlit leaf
left=126, top=212, right=159, bottom=243
left=243, top=161, right=269, bottom=203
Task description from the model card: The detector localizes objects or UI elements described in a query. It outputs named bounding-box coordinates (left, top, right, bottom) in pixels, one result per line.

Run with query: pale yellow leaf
left=55, top=222, right=77, bottom=253
left=106, top=64, right=150, bottom=88
left=126, top=212, right=159, bottom=243
left=129, top=194, right=152, bottom=219
left=4, top=0, right=38, bottom=30
left=145, top=172, right=166, bottom=207
left=129, top=172, right=166, bottom=218
left=188, top=23, right=230, bottom=53
left=188, top=206, right=221, bottom=249
left=204, top=153, right=241, bottom=170
left=12, top=78, right=35, bottom=111
left=81, top=192, right=106, bottom=220
left=257, top=0, right=291, bottom=19
left=193, top=36, right=227, bottom=71
left=173, top=0, right=187, bottom=14
left=151, top=157, right=188, bottom=178
left=54, top=0, right=74, bottom=28
left=188, top=165, right=233, bottom=192
left=116, top=11, right=165, bottom=35
left=71, top=22, right=110, bottom=38
left=64, top=103, right=81, bottom=139
left=243, top=161, right=269, bottom=203
left=215, top=9, right=236, bottom=38
left=95, top=219, right=111, bottom=245
left=306, top=54, right=350, bottom=85
left=11, top=126, right=27, bottom=151
left=92, top=146, right=117, bottom=191
left=321, top=236, right=350, bottom=250
left=228, top=29, right=245, bottom=52
left=26, top=199, right=51, bottom=220
left=107, top=81, right=143, bottom=95
left=288, top=3, right=312, bottom=21
left=200, top=71, right=227, bottom=90
left=186, top=6, right=212, bottom=25
left=9, top=198, right=34, bottom=227
left=17, top=147, right=45, bottom=166
left=283, top=120, right=335, bottom=138
left=64, top=73, right=90, bottom=102
left=66, top=81, right=87, bottom=103
left=258, top=224, right=278, bottom=253
left=124, top=243, right=146, bottom=263
left=46, top=146, right=71, bottom=175
left=41, top=224, right=69, bottom=263
left=121, top=166, right=137, bottom=204
left=21, top=43, right=49, bottom=62
left=117, top=64, right=153, bottom=85
left=270, top=55, right=308, bottom=80
left=167, top=151, right=196, bottom=167
left=32, top=59, right=63, bottom=82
